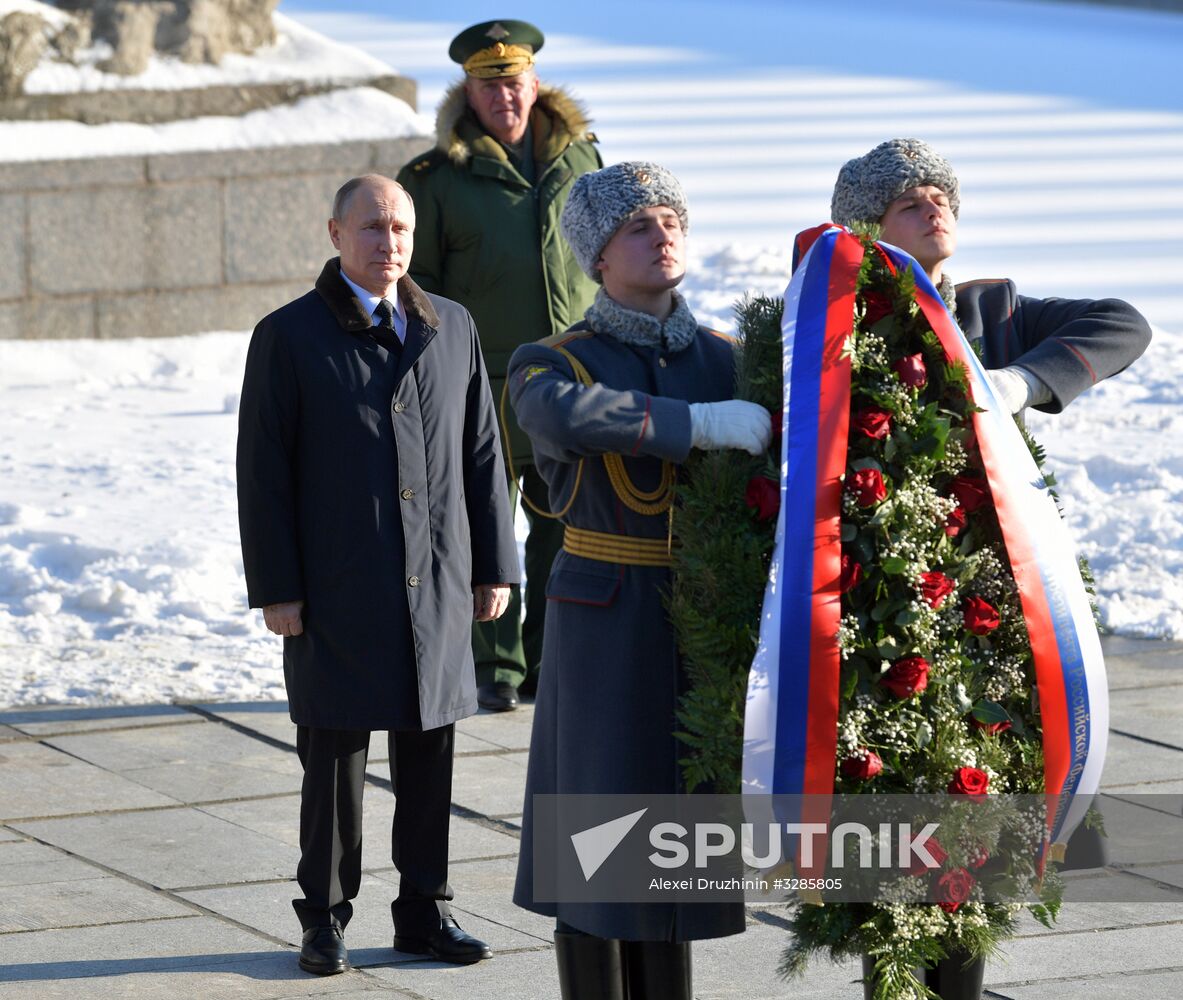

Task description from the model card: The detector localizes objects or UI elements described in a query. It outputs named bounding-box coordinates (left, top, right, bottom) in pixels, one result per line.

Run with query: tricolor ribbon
left=742, top=225, right=1107, bottom=861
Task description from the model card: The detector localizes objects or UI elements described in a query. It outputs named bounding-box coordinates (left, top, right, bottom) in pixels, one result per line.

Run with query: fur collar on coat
left=315, top=259, right=440, bottom=332
left=584, top=288, right=700, bottom=353
left=937, top=274, right=957, bottom=316
left=434, top=79, right=595, bottom=166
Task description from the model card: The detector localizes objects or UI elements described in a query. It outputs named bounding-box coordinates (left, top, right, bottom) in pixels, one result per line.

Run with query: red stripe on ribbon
left=802, top=234, right=862, bottom=800
left=912, top=287, right=1073, bottom=806
left=789, top=231, right=862, bottom=878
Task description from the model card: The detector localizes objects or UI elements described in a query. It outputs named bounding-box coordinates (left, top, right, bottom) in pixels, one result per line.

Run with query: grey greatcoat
left=236, top=260, right=519, bottom=732
left=954, top=278, right=1152, bottom=409
left=507, top=297, right=746, bottom=943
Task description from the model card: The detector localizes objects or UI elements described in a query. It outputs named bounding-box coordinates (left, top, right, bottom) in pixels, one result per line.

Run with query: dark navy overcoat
left=955, top=278, right=1151, bottom=411
left=237, top=260, right=519, bottom=731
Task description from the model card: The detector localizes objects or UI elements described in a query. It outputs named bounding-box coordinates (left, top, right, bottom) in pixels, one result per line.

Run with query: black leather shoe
left=298, top=925, right=348, bottom=975
left=477, top=681, right=519, bottom=712
left=393, top=917, right=493, bottom=965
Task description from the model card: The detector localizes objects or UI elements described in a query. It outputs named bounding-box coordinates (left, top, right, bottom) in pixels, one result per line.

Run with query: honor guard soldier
left=509, top=162, right=770, bottom=999
left=398, top=20, right=603, bottom=713
left=830, top=138, right=1151, bottom=417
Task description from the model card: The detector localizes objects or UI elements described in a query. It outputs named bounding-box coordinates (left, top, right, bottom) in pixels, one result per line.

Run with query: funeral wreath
left=669, top=230, right=1069, bottom=999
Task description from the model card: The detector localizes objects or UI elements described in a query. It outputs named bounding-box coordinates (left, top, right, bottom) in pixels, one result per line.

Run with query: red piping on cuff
left=1054, top=339, right=1098, bottom=383
left=631, top=396, right=652, bottom=455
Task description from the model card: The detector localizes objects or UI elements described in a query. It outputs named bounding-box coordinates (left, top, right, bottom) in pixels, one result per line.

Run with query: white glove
left=689, top=400, right=772, bottom=455
left=985, top=366, right=1051, bottom=414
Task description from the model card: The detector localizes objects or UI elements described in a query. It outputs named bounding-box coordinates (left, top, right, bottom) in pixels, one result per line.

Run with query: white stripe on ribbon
left=742, top=237, right=820, bottom=804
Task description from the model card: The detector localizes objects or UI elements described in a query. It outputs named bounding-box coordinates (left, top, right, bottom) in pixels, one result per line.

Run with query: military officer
left=398, top=20, right=603, bottom=712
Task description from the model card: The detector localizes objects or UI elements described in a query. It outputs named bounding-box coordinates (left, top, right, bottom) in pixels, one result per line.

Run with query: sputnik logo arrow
left=570, top=808, right=648, bottom=881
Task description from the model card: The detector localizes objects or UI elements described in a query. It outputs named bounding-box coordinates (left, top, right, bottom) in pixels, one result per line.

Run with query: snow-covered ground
left=2, top=0, right=1182, bottom=707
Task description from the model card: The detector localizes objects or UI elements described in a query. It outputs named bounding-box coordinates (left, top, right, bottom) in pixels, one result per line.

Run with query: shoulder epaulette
left=954, top=278, right=1009, bottom=292
left=702, top=326, right=737, bottom=344
left=407, top=149, right=447, bottom=175
left=537, top=322, right=595, bottom=348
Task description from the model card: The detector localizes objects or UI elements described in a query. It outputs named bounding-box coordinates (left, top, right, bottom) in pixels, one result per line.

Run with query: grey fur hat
left=561, top=161, right=689, bottom=282
left=830, top=138, right=960, bottom=227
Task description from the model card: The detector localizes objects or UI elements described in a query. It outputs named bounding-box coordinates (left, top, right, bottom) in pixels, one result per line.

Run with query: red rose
left=949, top=475, right=989, bottom=513
left=892, top=353, right=927, bottom=388
left=968, top=845, right=990, bottom=870
left=745, top=476, right=780, bottom=521
left=852, top=407, right=892, bottom=440
left=918, top=571, right=955, bottom=609
left=839, top=551, right=863, bottom=593
left=840, top=748, right=883, bottom=780
left=849, top=468, right=887, bottom=507
left=880, top=656, right=930, bottom=699
left=972, top=718, right=1012, bottom=736
left=862, top=291, right=894, bottom=326
left=936, top=867, right=976, bottom=912
left=947, top=766, right=990, bottom=797
left=963, top=596, right=1001, bottom=635
left=944, top=505, right=968, bottom=537
left=907, top=835, right=948, bottom=876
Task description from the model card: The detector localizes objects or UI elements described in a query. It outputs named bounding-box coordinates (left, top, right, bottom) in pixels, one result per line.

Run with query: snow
left=0, top=1, right=72, bottom=31
left=0, top=85, right=429, bottom=160
left=2, top=0, right=1182, bottom=708
left=0, top=334, right=284, bottom=706
left=19, top=12, right=395, bottom=92
left=0, top=12, right=430, bottom=162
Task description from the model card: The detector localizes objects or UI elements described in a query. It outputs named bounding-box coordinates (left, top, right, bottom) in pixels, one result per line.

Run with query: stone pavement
left=2, top=635, right=1182, bottom=999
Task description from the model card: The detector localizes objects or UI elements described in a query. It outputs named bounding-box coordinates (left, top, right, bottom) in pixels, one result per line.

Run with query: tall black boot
left=1062, top=820, right=1109, bottom=870
left=624, top=940, right=692, bottom=1000
left=554, top=929, right=627, bottom=1000
left=925, top=948, right=986, bottom=1000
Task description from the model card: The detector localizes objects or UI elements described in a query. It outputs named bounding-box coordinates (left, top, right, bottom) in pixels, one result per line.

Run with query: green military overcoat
left=397, top=82, right=603, bottom=466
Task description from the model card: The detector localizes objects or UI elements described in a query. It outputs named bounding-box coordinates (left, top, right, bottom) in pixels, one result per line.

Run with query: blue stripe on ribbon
left=1036, top=562, right=1092, bottom=841
left=772, top=231, right=836, bottom=795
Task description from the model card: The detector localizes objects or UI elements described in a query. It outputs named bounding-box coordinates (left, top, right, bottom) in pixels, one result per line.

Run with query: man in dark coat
left=829, top=138, right=1152, bottom=415
left=398, top=19, right=603, bottom=713
left=236, top=174, right=518, bottom=976
left=509, top=162, right=771, bottom=1000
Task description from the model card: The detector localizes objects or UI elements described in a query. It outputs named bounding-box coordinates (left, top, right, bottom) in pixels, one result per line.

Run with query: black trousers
left=292, top=724, right=455, bottom=935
